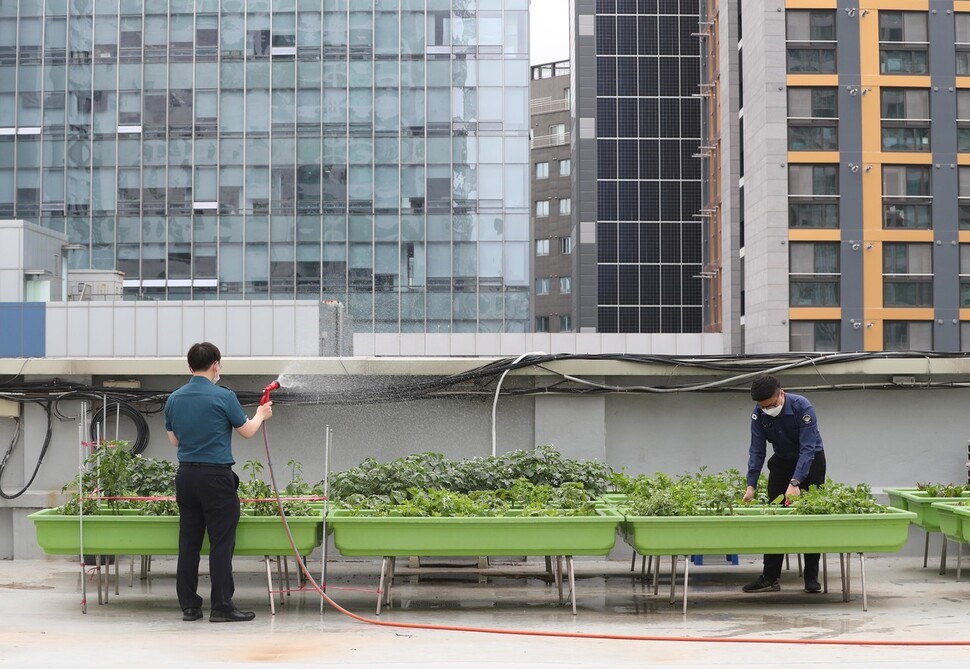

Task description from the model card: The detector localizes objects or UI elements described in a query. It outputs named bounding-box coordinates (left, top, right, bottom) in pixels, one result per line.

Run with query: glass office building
left=0, top=0, right=531, bottom=333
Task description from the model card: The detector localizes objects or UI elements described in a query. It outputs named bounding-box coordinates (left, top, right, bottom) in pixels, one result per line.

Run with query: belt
left=179, top=462, right=232, bottom=469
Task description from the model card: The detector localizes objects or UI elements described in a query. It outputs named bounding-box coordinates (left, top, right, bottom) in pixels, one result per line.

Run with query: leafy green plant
left=338, top=478, right=597, bottom=517
left=625, top=469, right=749, bottom=517
left=916, top=482, right=970, bottom=497
left=239, top=459, right=313, bottom=516
left=321, top=445, right=614, bottom=501
left=59, top=441, right=138, bottom=515
left=785, top=480, right=886, bottom=515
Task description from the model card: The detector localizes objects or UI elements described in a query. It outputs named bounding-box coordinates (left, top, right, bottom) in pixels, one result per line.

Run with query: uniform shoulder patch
left=802, top=414, right=812, bottom=424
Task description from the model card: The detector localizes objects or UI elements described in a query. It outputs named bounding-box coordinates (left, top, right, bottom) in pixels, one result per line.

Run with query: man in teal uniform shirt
left=165, top=342, right=273, bottom=622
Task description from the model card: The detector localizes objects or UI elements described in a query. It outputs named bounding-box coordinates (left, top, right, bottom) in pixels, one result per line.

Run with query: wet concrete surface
left=0, top=553, right=968, bottom=668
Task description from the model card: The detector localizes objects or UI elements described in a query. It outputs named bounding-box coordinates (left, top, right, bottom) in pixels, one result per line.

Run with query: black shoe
left=742, top=575, right=780, bottom=593
left=804, top=578, right=822, bottom=593
left=210, top=608, right=256, bottom=623
left=182, top=608, right=203, bottom=621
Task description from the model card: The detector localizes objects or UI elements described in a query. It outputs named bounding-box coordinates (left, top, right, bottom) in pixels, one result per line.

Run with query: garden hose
left=0, top=403, right=53, bottom=500
left=257, top=425, right=970, bottom=648
left=88, top=401, right=150, bottom=455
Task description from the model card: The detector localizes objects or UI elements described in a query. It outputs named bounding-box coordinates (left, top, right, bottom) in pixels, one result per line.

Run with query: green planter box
left=896, top=490, right=970, bottom=533
left=29, top=508, right=324, bottom=556
left=326, top=507, right=622, bottom=557
left=620, top=506, right=916, bottom=556
left=929, top=501, right=970, bottom=542
left=884, top=487, right=919, bottom=511
left=596, top=493, right=629, bottom=507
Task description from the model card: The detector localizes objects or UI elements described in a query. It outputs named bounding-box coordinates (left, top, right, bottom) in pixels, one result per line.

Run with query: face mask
left=762, top=403, right=783, bottom=417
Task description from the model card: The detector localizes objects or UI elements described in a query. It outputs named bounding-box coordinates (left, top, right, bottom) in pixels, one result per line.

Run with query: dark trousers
left=175, top=465, right=240, bottom=612
left=763, top=451, right=827, bottom=581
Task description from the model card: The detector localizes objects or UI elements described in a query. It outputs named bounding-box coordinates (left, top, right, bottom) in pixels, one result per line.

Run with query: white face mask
left=762, top=403, right=783, bottom=418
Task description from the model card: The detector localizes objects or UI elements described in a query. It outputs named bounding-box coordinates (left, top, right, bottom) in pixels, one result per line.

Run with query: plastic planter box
left=896, top=490, right=970, bottom=533
left=29, top=508, right=324, bottom=556
left=884, top=487, right=919, bottom=511
left=620, top=506, right=916, bottom=556
left=929, top=501, right=970, bottom=542
left=326, top=507, right=622, bottom=557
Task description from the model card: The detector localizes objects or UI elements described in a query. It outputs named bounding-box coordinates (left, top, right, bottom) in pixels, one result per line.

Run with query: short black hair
left=750, top=374, right=781, bottom=402
left=187, top=342, right=221, bottom=373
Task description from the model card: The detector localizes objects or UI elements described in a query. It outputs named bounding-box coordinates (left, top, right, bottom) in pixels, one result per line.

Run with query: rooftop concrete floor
left=0, top=553, right=968, bottom=668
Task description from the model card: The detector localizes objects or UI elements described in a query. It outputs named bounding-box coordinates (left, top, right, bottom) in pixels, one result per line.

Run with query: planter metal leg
left=567, top=556, right=576, bottom=615
left=385, top=557, right=396, bottom=608
left=845, top=552, right=851, bottom=603
left=958, top=542, right=963, bottom=582
left=556, top=556, right=564, bottom=604
left=859, top=553, right=867, bottom=612
left=129, top=556, right=134, bottom=588
left=80, top=560, right=87, bottom=614
left=797, top=554, right=802, bottom=578
left=940, top=536, right=948, bottom=575
left=924, top=530, right=930, bottom=568
left=822, top=553, right=828, bottom=594
left=264, top=556, right=276, bottom=615
left=114, top=557, right=119, bottom=596
left=668, top=555, right=677, bottom=605
left=282, top=555, right=290, bottom=597
left=652, top=555, right=660, bottom=595
left=838, top=553, right=847, bottom=602
left=96, top=556, right=103, bottom=605
left=376, top=557, right=388, bottom=615
left=630, top=550, right=637, bottom=572
left=275, top=556, right=285, bottom=607
left=682, top=555, right=689, bottom=615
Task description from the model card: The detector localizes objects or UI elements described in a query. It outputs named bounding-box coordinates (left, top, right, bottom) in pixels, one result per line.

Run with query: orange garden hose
left=260, top=425, right=970, bottom=647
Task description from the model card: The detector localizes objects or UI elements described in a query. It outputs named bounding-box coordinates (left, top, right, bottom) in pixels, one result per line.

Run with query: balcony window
left=956, top=13, right=970, bottom=75
left=559, top=315, right=572, bottom=332
left=883, top=242, right=933, bottom=307
left=960, top=244, right=970, bottom=307
left=559, top=276, right=572, bottom=294
left=535, top=277, right=550, bottom=295
left=786, top=10, right=836, bottom=73
left=958, top=91, right=970, bottom=152
left=559, top=159, right=571, bottom=176
left=535, top=161, right=548, bottom=179
left=788, top=164, right=839, bottom=228
left=884, top=321, right=932, bottom=350
left=790, top=321, right=840, bottom=352
left=559, top=236, right=573, bottom=254
left=960, top=167, right=970, bottom=229
left=535, top=316, right=550, bottom=332
left=883, top=165, right=931, bottom=229
left=881, top=88, right=930, bottom=152
left=559, top=197, right=571, bottom=215
left=879, top=11, right=929, bottom=74
left=787, top=87, right=838, bottom=150
left=536, top=238, right=549, bottom=256
left=535, top=200, right=549, bottom=217
left=789, top=242, right=840, bottom=306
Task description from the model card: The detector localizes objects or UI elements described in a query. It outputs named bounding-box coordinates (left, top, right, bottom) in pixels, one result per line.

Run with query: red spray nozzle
left=260, top=380, right=280, bottom=405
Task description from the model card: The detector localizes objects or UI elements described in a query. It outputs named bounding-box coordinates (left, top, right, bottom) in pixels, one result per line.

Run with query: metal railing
left=530, top=131, right=570, bottom=149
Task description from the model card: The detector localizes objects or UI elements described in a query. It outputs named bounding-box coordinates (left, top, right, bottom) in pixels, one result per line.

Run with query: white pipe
left=491, top=352, right=545, bottom=457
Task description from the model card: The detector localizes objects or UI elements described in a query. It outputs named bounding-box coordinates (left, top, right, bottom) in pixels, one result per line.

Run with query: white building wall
left=738, top=1, right=790, bottom=353
left=44, top=301, right=321, bottom=357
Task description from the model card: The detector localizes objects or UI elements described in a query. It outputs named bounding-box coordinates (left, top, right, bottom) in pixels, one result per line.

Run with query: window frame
left=878, top=11, right=930, bottom=75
